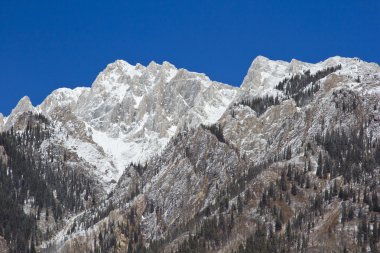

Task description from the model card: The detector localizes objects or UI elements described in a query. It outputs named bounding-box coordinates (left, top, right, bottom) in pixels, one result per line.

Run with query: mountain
left=0, top=56, right=380, bottom=253
left=2, top=60, right=237, bottom=192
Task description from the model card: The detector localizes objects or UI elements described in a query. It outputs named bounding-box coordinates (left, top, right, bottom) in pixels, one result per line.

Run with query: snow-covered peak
left=321, top=56, right=380, bottom=73
left=14, top=96, right=34, bottom=112
left=3, top=96, right=36, bottom=130
left=3, top=55, right=377, bottom=193
left=92, top=60, right=144, bottom=89
left=321, top=56, right=360, bottom=66
left=38, top=87, right=90, bottom=116
left=248, top=55, right=288, bottom=70
left=146, top=60, right=159, bottom=69
left=250, top=55, right=271, bottom=66
left=18, top=58, right=237, bottom=189
left=240, top=56, right=289, bottom=97
left=143, top=60, right=179, bottom=83
left=108, top=59, right=144, bottom=78
left=162, top=61, right=175, bottom=68
left=287, top=59, right=312, bottom=73
left=240, top=56, right=380, bottom=99
left=91, top=60, right=181, bottom=93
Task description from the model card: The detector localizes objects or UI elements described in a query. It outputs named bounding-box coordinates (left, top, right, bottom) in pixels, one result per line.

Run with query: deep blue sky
left=1, top=1, right=379, bottom=115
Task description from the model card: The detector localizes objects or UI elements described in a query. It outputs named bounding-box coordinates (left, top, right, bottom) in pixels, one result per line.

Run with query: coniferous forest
left=0, top=114, right=98, bottom=253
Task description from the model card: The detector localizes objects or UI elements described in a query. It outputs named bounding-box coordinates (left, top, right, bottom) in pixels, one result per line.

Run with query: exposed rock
left=1, top=56, right=380, bottom=253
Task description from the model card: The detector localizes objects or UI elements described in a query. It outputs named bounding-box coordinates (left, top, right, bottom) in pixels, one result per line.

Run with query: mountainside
left=1, top=56, right=380, bottom=253
left=1, top=60, right=237, bottom=192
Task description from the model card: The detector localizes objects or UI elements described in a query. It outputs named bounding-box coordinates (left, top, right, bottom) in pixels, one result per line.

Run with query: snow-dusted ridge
left=2, top=55, right=380, bottom=253
left=1, top=59, right=239, bottom=191
left=239, top=55, right=380, bottom=100
left=2, top=56, right=379, bottom=192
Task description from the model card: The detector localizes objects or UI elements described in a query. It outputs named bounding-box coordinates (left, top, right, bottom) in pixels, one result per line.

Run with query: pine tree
left=237, top=195, right=243, bottom=214
left=316, top=152, right=323, bottom=178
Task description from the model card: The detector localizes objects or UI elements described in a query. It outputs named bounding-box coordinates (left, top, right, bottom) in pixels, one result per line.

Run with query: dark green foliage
left=0, top=187, right=36, bottom=253
left=315, top=125, right=378, bottom=182
left=132, top=162, right=147, bottom=176
left=92, top=221, right=118, bottom=253
left=0, top=114, right=98, bottom=251
left=275, top=65, right=341, bottom=107
left=276, top=66, right=341, bottom=95
left=332, top=89, right=359, bottom=113
left=0, top=122, right=55, bottom=252
left=285, top=145, right=292, bottom=160
left=291, top=183, right=297, bottom=196
left=238, top=95, right=280, bottom=117
left=201, top=124, right=226, bottom=143
left=316, top=152, right=323, bottom=178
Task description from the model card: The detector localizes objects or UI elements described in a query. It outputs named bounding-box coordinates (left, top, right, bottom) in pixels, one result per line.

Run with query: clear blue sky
left=1, top=0, right=379, bottom=115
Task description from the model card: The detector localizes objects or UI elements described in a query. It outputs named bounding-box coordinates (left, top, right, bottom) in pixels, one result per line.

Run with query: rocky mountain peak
left=240, top=56, right=289, bottom=98
left=3, top=55, right=378, bottom=194
left=107, top=59, right=143, bottom=77
left=4, top=59, right=237, bottom=190
left=92, top=60, right=143, bottom=90
left=1, top=55, right=380, bottom=253
left=4, top=96, right=36, bottom=130
left=249, top=55, right=271, bottom=67
left=14, top=96, right=34, bottom=112
left=162, top=60, right=176, bottom=69
left=38, top=87, right=90, bottom=116
left=239, top=56, right=380, bottom=101
left=287, top=58, right=311, bottom=73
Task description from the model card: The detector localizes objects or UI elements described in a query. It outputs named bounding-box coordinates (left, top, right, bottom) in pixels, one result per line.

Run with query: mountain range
left=0, top=55, right=380, bottom=253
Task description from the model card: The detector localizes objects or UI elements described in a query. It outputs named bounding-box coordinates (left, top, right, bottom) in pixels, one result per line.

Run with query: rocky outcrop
left=4, top=96, right=35, bottom=131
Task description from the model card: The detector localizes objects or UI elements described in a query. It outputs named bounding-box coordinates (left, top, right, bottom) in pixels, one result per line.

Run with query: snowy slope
left=2, top=60, right=237, bottom=192
left=239, top=55, right=380, bottom=100
left=2, top=56, right=379, bottom=193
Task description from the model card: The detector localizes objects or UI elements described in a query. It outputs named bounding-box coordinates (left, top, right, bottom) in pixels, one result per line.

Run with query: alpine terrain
left=0, top=56, right=380, bottom=253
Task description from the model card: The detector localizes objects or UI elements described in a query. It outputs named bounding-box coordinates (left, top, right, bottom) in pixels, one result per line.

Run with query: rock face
left=111, top=55, right=380, bottom=251
left=240, top=56, right=290, bottom=96
left=229, top=56, right=380, bottom=163
left=3, top=60, right=237, bottom=190
left=73, top=60, right=236, bottom=138
left=2, top=56, right=380, bottom=253
left=4, top=96, right=36, bottom=130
